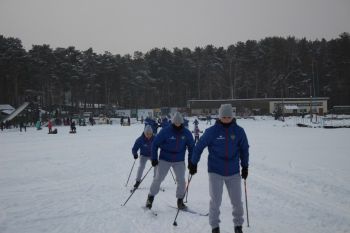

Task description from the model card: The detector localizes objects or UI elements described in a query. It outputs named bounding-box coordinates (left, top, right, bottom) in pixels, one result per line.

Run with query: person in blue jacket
left=161, top=116, right=170, bottom=128
left=188, top=104, right=249, bottom=233
left=183, top=117, right=189, bottom=128
left=132, top=125, right=155, bottom=189
left=146, top=112, right=194, bottom=210
left=144, top=116, right=159, bottom=135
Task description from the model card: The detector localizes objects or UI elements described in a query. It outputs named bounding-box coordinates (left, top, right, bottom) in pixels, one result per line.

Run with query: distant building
left=0, top=104, right=15, bottom=116
left=331, top=106, right=350, bottom=114
left=187, top=97, right=329, bottom=116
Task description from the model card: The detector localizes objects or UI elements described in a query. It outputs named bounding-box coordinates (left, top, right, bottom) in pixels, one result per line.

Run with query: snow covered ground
left=1, top=117, right=349, bottom=233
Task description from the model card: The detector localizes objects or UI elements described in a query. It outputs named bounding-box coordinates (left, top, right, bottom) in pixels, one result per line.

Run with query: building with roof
left=187, top=97, right=329, bottom=116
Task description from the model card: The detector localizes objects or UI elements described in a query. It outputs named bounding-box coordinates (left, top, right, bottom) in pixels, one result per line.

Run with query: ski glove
left=151, top=159, right=158, bottom=167
left=133, top=154, right=138, bottom=159
left=188, top=162, right=197, bottom=175
left=241, top=167, right=248, bottom=180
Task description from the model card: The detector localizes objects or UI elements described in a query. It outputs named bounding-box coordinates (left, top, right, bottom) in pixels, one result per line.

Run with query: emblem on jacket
left=169, top=136, right=176, bottom=140
left=216, top=135, right=225, bottom=140
left=230, top=134, right=235, bottom=140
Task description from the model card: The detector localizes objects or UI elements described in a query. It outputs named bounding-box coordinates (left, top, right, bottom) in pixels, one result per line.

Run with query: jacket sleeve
left=191, top=128, right=212, bottom=165
left=132, top=137, right=142, bottom=156
left=151, top=130, right=165, bottom=160
left=238, top=128, right=249, bottom=168
left=186, top=130, right=195, bottom=162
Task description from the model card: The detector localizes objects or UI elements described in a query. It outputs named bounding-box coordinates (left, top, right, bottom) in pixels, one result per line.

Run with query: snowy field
left=1, top=117, right=350, bottom=233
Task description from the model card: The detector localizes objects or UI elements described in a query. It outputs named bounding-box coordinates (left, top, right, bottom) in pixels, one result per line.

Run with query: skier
left=144, top=116, right=158, bottom=135
left=193, top=118, right=199, bottom=126
left=192, top=124, right=202, bottom=144
left=145, top=112, right=194, bottom=210
left=188, top=104, right=249, bottom=233
left=131, top=125, right=155, bottom=189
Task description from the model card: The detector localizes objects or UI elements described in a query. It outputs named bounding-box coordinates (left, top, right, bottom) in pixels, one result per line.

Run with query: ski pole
left=244, top=180, right=250, bottom=227
left=121, top=166, right=153, bottom=206
left=173, top=175, right=193, bottom=226
left=184, top=175, right=190, bottom=203
left=169, top=168, right=177, bottom=184
left=125, top=159, right=136, bottom=187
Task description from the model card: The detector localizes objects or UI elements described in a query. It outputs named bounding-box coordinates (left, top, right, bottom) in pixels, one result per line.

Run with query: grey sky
left=1, top=0, right=349, bottom=55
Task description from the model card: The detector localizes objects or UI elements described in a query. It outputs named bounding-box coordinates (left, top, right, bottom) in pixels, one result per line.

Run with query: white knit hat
left=172, top=112, right=184, bottom=125
left=218, top=104, right=233, bottom=118
left=144, top=125, right=153, bottom=134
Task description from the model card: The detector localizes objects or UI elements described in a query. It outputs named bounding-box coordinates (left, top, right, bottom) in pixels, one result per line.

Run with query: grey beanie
left=218, top=104, right=233, bottom=118
left=144, top=125, right=153, bottom=134
left=172, top=112, right=184, bottom=125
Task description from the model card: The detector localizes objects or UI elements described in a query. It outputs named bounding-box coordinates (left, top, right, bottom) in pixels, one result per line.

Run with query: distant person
left=189, top=104, right=250, bottom=233
left=35, top=120, right=42, bottom=130
left=89, top=116, right=95, bottom=126
left=131, top=125, right=155, bottom=190
left=48, top=120, right=53, bottom=133
left=145, top=112, right=194, bottom=210
left=70, top=121, right=76, bottom=133
left=0, top=121, right=4, bottom=131
left=161, top=116, right=170, bottom=128
left=120, top=116, right=124, bottom=126
left=183, top=117, right=189, bottom=129
left=206, top=115, right=212, bottom=125
left=50, top=128, right=58, bottom=134
left=19, top=121, right=26, bottom=132
left=144, top=116, right=158, bottom=135
left=192, top=124, right=202, bottom=144
left=127, top=116, right=131, bottom=126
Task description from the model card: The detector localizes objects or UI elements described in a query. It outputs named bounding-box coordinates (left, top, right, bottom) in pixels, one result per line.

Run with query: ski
left=168, top=205, right=209, bottom=216
left=130, top=187, right=165, bottom=193
left=141, top=206, right=158, bottom=216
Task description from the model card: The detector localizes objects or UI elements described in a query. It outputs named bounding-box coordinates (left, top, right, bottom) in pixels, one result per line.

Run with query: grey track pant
left=135, top=156, right=155, bottom=182
left=149, top=160, right=186, bottom=198
left=209, top=172, right=244, bottom=229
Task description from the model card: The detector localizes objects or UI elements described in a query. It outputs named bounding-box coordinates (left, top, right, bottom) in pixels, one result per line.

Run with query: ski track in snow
left=1, top=117, right=350, bottom=233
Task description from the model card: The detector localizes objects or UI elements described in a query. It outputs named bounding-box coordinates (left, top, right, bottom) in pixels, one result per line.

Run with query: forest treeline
left=0, top=33, right=349, bottom=110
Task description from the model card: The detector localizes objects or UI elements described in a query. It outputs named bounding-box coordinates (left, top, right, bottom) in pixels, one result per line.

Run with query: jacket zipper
left=225, top=128, right=229, bottom=175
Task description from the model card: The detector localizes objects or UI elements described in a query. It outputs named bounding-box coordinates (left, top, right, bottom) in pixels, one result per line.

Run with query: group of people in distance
left=131, top=104, right=250, bottom=233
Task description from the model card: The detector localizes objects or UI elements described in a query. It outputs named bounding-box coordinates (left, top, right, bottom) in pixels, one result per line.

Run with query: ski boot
left=146, top=195, right=154, bottom=209
left=234, top=226, right=243, bottom=233
left=212, top=227, right=220, bottom=233
left=177, top=198, right=187, bottom=210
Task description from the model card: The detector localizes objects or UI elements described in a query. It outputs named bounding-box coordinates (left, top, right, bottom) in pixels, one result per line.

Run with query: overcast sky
left=1, top=0, right=349, bottom=55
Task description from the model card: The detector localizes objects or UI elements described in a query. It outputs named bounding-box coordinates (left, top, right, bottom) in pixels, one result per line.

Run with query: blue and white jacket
left=132, top=134, right=154, bottom=157
left=152, top=125, right=194, bottom=163
left=191, top=120, right=249, bottom=176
